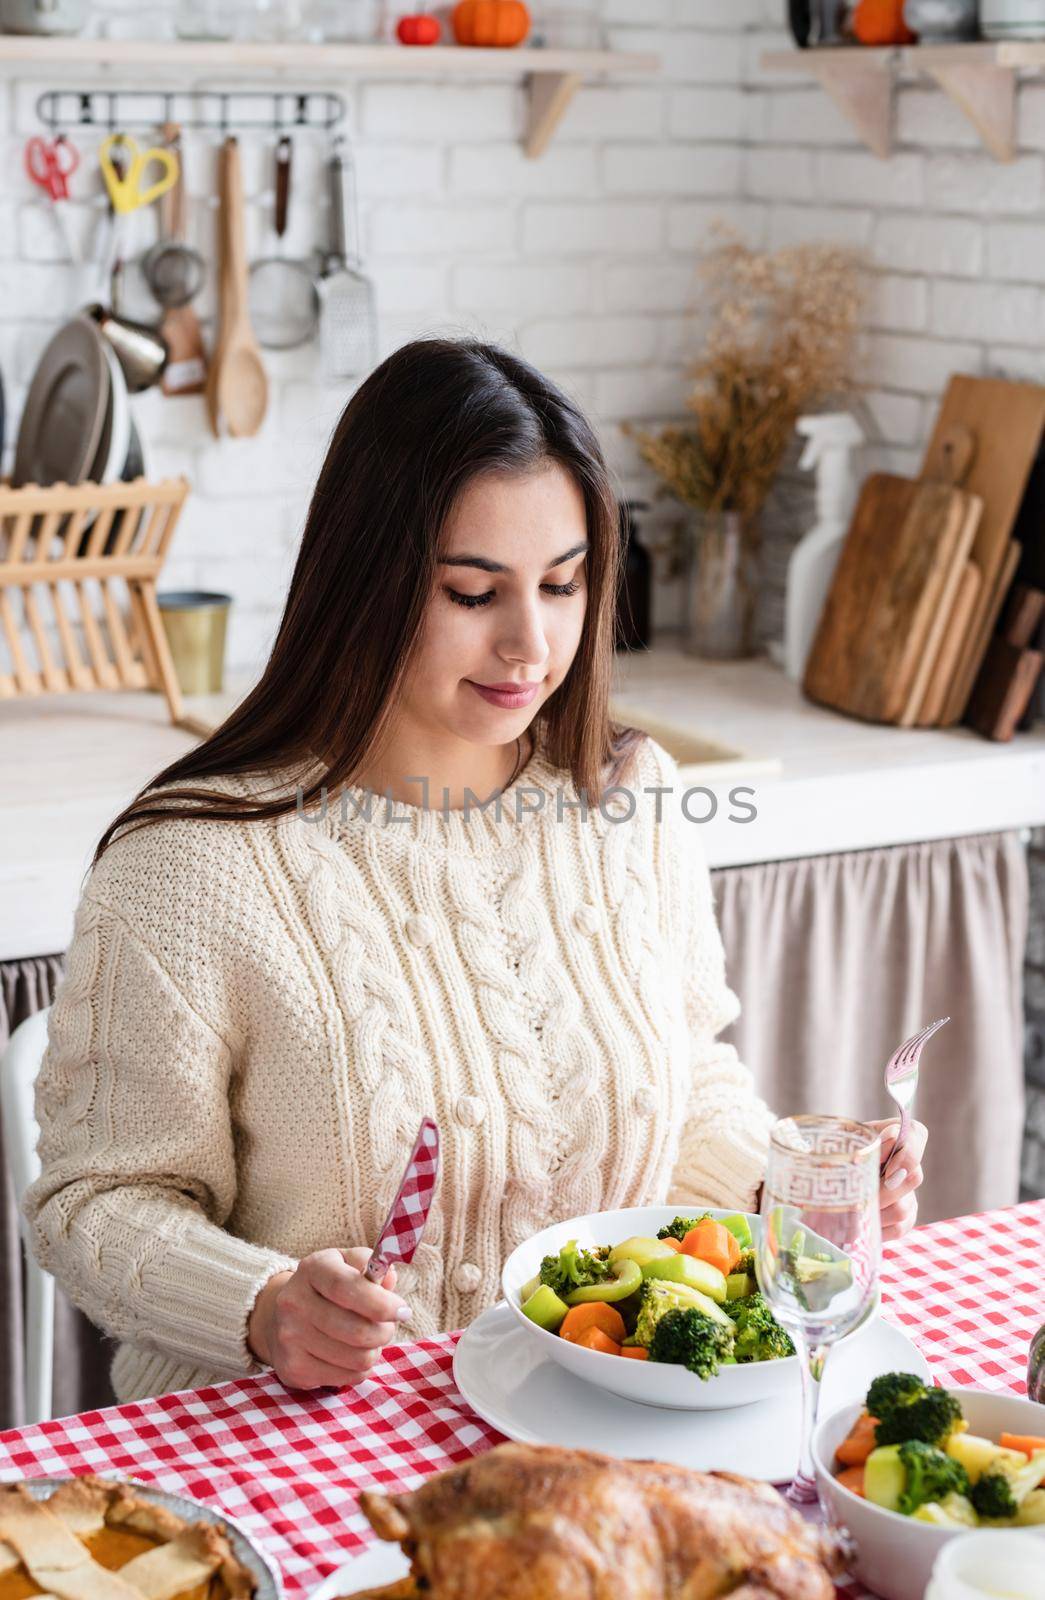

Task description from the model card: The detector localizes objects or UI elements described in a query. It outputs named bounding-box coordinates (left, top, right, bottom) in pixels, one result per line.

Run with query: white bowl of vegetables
left=501, top=1204, right=854, bottom=1411
left=814, top=1374, right=1045, bottom=1600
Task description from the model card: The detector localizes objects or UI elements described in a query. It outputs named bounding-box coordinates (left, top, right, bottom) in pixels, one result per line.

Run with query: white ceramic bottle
left=783, top=411, right=863, bottom=684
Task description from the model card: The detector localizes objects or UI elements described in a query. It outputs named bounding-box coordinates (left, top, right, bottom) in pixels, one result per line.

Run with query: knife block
left=0, top=475, right=199, bottom=731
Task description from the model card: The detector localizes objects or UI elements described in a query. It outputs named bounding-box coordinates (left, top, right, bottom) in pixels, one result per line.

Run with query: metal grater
left=318, top=135, right=377, bottom=382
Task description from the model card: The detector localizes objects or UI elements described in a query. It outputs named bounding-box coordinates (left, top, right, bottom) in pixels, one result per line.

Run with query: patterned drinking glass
left=757, top=1115, right=882, bottom=1505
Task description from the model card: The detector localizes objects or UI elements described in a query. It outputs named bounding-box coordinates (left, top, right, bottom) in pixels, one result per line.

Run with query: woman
left=24, top=338, right=925, bottom=1404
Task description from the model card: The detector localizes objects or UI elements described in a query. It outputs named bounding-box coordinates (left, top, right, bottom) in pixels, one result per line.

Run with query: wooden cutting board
left=964, top=569, right=1043, bottom=740
left=803, top=473, right=975, bottom=724
left=899, top=489, right=982, bottom=725
left=918, top=376, right=1045, bottom=725
left=915, top=560, right=982, bottom=726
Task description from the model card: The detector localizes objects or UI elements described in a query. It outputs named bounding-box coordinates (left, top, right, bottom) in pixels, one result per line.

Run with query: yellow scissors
left=99, top=132, right=178, bottom=215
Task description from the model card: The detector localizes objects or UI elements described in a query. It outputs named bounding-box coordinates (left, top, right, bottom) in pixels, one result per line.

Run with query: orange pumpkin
left=452, top=0, right=530, bottom=47
left=852, top=0, right=916, bottom=44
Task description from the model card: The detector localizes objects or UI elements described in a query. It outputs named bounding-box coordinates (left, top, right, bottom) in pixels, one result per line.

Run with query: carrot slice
left=836, top=1411, right=879, bottom=1468
left=681, top=1220, right=741, bottom=1277
left=1000, top=1433, right=1045, bottom=1458
left=573, top=1326, right=621, bottom=1356
left=837, top=1466, right=866, bottom=1498
left=560, top=1303, right=627, bottom=1345
left=661, top=1238, right=683, bottom=1252
left=619, top=1345, right=649, bottom=1360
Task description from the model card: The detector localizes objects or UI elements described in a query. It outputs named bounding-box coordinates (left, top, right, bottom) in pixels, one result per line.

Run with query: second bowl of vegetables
left=501, top=1204, right=857, bottom=1411
left=814, top=1373, right=1045, bottom=1600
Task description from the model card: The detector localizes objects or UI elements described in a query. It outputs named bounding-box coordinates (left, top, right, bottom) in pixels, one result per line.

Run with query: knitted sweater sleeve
left=653, top=751, right=778, bottom=1212
left=22, top=889, right=299, bottom=1379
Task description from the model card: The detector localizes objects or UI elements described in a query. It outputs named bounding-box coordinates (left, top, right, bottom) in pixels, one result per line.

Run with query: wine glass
left=757, top=1115, right=882, bottom=1506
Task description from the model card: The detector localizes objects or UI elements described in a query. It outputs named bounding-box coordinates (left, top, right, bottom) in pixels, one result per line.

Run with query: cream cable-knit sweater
left=24, top=729, right=777, bottom=1405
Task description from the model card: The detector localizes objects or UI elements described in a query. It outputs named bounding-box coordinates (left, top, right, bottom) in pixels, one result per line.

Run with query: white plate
left=310, top=1539, right=410, bottom=1599
left=453, top=1301, right=931, bottom=1483
left=92, top=337, right=130, bottom=485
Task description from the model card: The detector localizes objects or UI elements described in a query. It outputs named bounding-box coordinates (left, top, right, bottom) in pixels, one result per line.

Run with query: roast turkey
left=347, top=1441, right=849, bottom=1599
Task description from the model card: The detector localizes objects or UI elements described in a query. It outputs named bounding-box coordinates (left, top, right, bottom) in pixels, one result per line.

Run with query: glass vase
left=683, top=508, right=761, bottom=661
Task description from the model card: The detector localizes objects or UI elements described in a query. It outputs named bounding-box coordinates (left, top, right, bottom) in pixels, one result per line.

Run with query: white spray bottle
left=783, top=411, right=863, bottom=683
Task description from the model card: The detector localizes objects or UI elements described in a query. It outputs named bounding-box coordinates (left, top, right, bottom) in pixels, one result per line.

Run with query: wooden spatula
left=205, top=136, right=267, bottom=439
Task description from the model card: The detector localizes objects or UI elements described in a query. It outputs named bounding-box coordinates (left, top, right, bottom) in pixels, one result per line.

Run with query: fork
left=880, top=1017, right=950, bottom=1181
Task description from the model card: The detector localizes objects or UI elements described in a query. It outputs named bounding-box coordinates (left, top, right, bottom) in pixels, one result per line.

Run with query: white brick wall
left=3, top=2, right=787, bottom=671
left=742, top=28, right=1045, bottom=436
left=6, top=0, right=1045, bottom=674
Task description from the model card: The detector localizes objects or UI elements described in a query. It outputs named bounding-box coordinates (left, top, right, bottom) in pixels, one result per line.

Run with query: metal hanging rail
left=35, top=87, right=346, bottom=134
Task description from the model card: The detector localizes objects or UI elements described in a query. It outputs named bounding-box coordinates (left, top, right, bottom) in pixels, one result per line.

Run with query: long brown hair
left=92, top=336, right=645, bottom=866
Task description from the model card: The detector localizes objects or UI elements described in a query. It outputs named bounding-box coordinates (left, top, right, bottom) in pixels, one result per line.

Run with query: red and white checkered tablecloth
left=0, top=1201, right=1041, bottom=1599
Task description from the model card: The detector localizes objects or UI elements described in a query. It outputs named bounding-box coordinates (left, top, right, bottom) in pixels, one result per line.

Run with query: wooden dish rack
left=0, top=476, right=206, bottom=735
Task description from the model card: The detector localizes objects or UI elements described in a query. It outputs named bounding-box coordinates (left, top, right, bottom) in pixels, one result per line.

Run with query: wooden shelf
left=762, top=42, right=1023, bottom=162
left=0, top=36, right=660, bottom=158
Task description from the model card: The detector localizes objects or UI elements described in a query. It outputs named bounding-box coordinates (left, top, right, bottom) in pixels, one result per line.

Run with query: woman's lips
left=468, top=680, right=541, bottom=709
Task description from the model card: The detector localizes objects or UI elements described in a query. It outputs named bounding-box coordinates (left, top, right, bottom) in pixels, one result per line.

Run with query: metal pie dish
left=13, top=1475, right=284, bottom=1599
left=12, top=314, right=110, bottom=488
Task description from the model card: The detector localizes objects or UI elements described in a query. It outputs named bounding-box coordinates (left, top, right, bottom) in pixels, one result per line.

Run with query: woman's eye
left=445, top=579, right=581, bottom=609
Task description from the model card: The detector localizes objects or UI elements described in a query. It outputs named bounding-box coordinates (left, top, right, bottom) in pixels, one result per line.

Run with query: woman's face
left=405, top=461, right=589, bottom=748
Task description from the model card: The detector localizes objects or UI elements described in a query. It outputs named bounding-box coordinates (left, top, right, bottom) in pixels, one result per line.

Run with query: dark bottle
left=615, top=498, right=652, bottom=652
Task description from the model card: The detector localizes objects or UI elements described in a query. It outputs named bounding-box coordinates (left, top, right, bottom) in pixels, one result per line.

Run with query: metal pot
left=84, top=303, right=169, bottom=394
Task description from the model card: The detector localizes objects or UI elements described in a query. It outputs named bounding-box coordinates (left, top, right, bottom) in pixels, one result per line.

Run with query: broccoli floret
left=648, top=1307, right=735, bottom=1381
left=971, top=1471, right=1019, bottom=1521
left=867, top=1373, right=963, bottom=1448
left=632, top=1278, right=732, bottom=1350
left=656, top=1213, right=712, bottom=1242
left=538, top=1239, right=610, bottom=1299
left=895, top=1441, right=970, bottom=1516
left=971, top=1451, right=1045, bottom=1523
left=736, top=1248, right=756, bottom=1279
left=721, top=1292, right=795, bottom=1363
left=866, top=1371, right=928, bottom=1419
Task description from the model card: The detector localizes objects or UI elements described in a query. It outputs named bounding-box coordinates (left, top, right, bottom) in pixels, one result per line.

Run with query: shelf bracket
left=525, top=70, right=582, bottom=159
left=922, top=60, right=1016, bottom=161
left=806, top=55, right=892, bottom=158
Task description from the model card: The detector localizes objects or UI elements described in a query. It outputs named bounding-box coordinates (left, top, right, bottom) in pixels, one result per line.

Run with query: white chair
left=0, top=1008, right=54, bottom=1425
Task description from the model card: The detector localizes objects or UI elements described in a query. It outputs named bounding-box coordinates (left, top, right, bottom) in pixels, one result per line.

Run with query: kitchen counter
left=2, top=642, right=1043, bottom=960
left=611, top=645, right=1045, bottom=868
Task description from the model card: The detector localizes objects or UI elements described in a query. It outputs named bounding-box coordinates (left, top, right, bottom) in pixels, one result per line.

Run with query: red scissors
left=25, top=135, right=79, bottom=201
left=25, top=135, right=81, bottom=261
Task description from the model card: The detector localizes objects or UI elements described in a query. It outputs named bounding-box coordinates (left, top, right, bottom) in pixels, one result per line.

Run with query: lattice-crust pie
left=0, top=1476, right=256, bottom=1600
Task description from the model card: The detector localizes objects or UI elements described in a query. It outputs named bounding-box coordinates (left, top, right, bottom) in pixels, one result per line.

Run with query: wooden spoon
left=206, top=136, right=267, bottom=438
